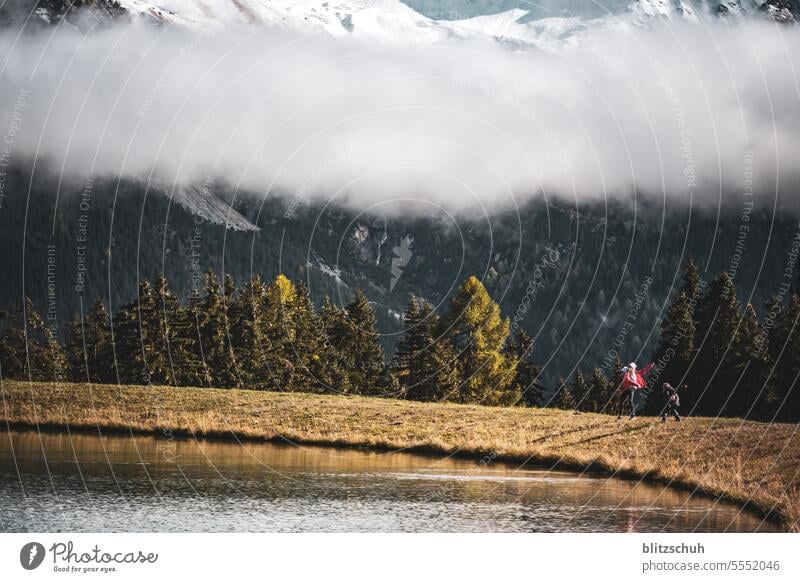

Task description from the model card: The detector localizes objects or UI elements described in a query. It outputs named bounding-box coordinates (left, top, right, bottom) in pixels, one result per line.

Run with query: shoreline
left=2, top=419, right=779, bottom=527
left=2, top=380, right=798, bottom=531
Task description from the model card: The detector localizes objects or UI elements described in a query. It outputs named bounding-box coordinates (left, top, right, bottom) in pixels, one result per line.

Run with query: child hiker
left=660, top=382, right=681, bottom=422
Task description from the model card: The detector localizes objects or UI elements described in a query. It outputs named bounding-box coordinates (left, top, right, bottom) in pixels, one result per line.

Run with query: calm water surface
left=0, top=430, right=778, bottom=532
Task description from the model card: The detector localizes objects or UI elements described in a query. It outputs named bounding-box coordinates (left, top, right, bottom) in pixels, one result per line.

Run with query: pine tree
left=764, top=294, right=800, bottom=421
left=65, top=315, right=83, bottom=382
left=652, top=291, right=695, bottom=387
left=440, top=276, right=516, bottom=405
left=290, top=281, right=344, bottom=392
left=221, top=273, right=238, bottom=383
left=229, top=275, right=270, bottom=389
left=728, top=303, right=768, bottom=418
left=609, top=356, right=629, bottom=416
left=505, top=329, right=542, bottom=406
left=554, top=377, right=576, bottom=410
left=585, top=367, right=610, bottom=413
left=344, top=289, right=385, bottom=394
left=153, top=275, right=201, bottom=386
left=390, top=297, right=422, bottom=396
left=392, top=297, right=460, bottom=402
left=692, top=272, right=741, bottom=416
left=195, top=270, right=236, bottom=387
left=571, top=369, right=588, bottom=412
left=390, top=296, right=423, bottom=397
left=682, top=258, right=702, bottom=304
left=0, top=298, right=66, bottom=382
left=86, top=299, right=113, bottom=383
left=65, top=299, right=112, bottom=383
left=651, top=260, right=701, bottom=400
left=112, top=280, right=158, bottom=385
left=320, top=297, right=354, bottom=394
left=0, top=309, right=25, bottom=378
left=610, top=356, right=625, bottom=392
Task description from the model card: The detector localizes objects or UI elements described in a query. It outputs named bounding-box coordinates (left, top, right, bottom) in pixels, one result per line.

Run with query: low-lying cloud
left=1, top=15, right=799, bottom=214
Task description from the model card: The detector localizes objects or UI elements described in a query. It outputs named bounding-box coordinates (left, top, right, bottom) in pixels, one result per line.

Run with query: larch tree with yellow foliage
left=441, top=276, right=518, bottom=406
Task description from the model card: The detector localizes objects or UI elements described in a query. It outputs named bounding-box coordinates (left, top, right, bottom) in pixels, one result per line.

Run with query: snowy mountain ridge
left=18, top=0, right=797, bottom=47
left=115, top=0, right=798, bottom=39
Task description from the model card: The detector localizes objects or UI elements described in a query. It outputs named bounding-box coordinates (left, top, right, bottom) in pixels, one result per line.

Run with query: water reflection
left=0, top=430, right=777, bottom=532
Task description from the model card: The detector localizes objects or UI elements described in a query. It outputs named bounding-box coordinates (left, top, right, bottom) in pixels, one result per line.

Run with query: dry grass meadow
left=2, top=380, right=799, bottom=530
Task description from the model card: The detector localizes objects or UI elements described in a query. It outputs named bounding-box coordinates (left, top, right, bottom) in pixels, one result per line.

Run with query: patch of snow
left=388, top=308, right=403, bottom=320
left=310, top=259, right=348, bottom=286
left=172, top=182, right=259, bottom=231
left=34, top=7, right=51, bottom=23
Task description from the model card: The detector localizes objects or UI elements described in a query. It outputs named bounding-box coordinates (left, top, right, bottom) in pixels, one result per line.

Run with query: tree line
left=0, top=273, right=542, bottom=407
left=2, top=261, right=799, bottom=422
left=558, top=260, right=800, bottom=422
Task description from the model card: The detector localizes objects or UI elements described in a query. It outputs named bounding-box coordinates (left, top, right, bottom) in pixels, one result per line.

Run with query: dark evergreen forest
left=1, top=163, right=798, bottom=419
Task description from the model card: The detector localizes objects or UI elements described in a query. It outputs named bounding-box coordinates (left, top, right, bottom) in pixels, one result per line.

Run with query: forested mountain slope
left=1, top=164, right=794, bottom=388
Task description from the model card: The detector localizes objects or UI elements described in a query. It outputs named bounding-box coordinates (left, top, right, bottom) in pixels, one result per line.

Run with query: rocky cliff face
left=1, top=0, right=127, bottom=27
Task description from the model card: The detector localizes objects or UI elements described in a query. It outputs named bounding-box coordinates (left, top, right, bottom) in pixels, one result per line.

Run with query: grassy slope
left=2, top=380, right=799, bottom=530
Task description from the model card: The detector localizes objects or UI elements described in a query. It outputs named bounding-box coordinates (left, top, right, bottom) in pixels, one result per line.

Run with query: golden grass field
left=2, top=380, right=799, bottom=530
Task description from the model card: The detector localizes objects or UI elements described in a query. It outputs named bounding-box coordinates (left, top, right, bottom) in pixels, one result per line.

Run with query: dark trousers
left=614, top=390, right=640, bottom=418
left=661, top=403, right=681, bottom=421
left=614, top=390, right=630, bottom=418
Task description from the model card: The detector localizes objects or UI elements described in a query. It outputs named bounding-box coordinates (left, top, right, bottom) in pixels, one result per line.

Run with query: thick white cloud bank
left=1, top=12, right=799, bottom=214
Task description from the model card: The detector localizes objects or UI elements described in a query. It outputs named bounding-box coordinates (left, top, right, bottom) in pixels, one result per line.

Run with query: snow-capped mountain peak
left=16, top=0, right=796, bottom=46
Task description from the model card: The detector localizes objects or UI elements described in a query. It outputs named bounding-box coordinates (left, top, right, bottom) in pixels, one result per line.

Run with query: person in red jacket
left=615, top=362, right=654, bottom=420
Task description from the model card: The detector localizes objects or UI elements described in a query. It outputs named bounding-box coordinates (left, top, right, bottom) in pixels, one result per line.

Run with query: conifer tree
left=505, top=329, right=542, bottom=407
left=554, top=377, right=576, bottom=410
left=651, top=261, right=701, bottom=399
left=195, top=270, right=236, bottom=387
left=344, top=289, right=385, bottom=394
left=681, top=258, right=702, bottom=304
left=610, top=356, right=625, bottom=391
left=392, top=297, right=460, bottom=402
left=221, top=273, right=238, bottom=382
left=0, top=298, right=66, bottom=381
left=728, top=303, right=768, bottom=418
left=653, top=290, right=695, bottom=387
left=259, top=274, right=298, bottom=390
left=320, top=297, right=354, bottom=394
left=571, top=369, right=588, bottom=412
left=609, top=356, right=629, bottom=415
left=65, top=299, right=112, bottom=383
left=692, top=272, right=741, bottom=416
left=0, top=309, right=24, bottom=378
left=65, top=315, right=83, bottom=382
left=390, top=296, right=423, bottom=398
left=585, top=367, right=610, bottom=413
left=290, top=281, right=344, bottom=392
left=259, top=274, right=339, bottom=392
left=86, top=299, right=113, bottom=383
left=229, top=275, right=270, bottom=389
left=440, top=276, right=516, bottom=405
left=112, top=280, right=158, bottom=385
left=153, top=275, right=200, bottom=386
left=764, top=294, right=800, bottom=421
